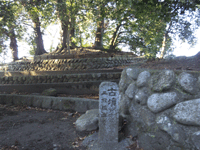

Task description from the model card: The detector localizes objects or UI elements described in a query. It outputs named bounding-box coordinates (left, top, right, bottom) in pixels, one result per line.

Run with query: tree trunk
left=70, top=0, right=76, bottom=49
left=66, top=24, right=70, bottom=54
left=70, top=17, right=76, bottom=49
left=56, top=0, right=70, bottom=54
left=9, top=29, right=18, bottom=61
left=109, top=23, right=122, bottom=51
left=94, top=19, right=104, bottom=49
left=20, top=1, right=46, bottom=56
left=60, top=21, right=68, bottom=50
left=33, top=17, right=46, bottom=55
left=160, top=21, right=172, bottom=59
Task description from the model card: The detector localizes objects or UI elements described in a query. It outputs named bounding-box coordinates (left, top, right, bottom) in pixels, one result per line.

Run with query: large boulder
left=147, top=92, right=178, bottom=113
left=178, top=72, right=197, bottom=95
left=138, top=131, right=170, bottom=150
left=173, top=98, right=200, bottom=126
left=150, top=70, right=175, bottom=92
left=119, top=94, right=130, bottom=116
left=191, top=131, right=200, bottom=150
left=136, top=71, right=151, bottom=88
left=156, top=114, right=186, bottom=143
left=75, top=109, right=99, bottom=132
left=135, top=87, right=150, bottom=105
left=119, top=69, right=134, bottom=93
left=125, top=82, right=137, bottom=99
left=126, top=67, right=140, bottom=80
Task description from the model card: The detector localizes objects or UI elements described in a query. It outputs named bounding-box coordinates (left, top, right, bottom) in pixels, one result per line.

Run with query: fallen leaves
left=72, top=136, right=86, bottom=148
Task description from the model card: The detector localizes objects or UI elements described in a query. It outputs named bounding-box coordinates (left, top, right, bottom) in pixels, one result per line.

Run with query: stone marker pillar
left=98, top=82, right=119, bottom=150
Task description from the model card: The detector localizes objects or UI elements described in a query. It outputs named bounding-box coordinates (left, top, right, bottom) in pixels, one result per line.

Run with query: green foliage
left=100, top=0, right=200, bottom=58
left=1, top=0, right=200, bottom=59
left=82, top=42, right=93, bottom=48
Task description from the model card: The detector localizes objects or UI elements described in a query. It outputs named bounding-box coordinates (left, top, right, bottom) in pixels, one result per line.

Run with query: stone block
left=52, top=98, right=63, bottom=110
left=4, top=95, right=14, bottom=105
left=42, top=97, right=53, bottom=109
left=13, top=95, right=23, bottom=106
left=75, top=109, right=99, bottom=132
left=0, top=94, right=6, bottom=104
left=21, top=95, right=34, bottom=107
left=99, top=82, right=119, bottom=150
left=32, top=96, right=43, bottom=108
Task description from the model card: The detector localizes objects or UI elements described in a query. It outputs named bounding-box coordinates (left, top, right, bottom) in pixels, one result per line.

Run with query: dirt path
left=0, top=104, right=92, bottom=150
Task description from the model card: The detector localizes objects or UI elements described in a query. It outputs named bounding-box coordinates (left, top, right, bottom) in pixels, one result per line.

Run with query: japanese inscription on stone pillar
left=98, top=82, right=119, bottom=150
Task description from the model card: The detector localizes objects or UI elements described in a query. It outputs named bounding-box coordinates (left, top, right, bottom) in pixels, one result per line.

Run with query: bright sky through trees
left=1, top=27, right=199, bottom=64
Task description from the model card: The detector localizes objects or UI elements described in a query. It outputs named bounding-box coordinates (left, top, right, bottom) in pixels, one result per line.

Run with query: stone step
left=0, top=80, right=119, bottom=95
left=0, top=72, right=121, bottom=85
left=0, top=69, right=122, bottom=77
left=0, top=94, right=99, bottom=113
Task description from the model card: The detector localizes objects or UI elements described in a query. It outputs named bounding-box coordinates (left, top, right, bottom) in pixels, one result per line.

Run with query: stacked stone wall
left=0, top=56, right=144, bottom=71
left=0, top=72, right=121, bottom=85
left=119, top=67, right=200, bottom=150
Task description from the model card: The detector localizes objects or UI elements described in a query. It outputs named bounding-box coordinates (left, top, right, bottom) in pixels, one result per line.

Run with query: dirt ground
left=0, top=104, right=93, bottom=150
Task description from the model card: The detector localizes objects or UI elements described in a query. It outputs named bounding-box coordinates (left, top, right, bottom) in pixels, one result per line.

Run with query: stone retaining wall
left=0, top=81, right=109, bottom=95
left=0, top=94, right=98, bottom=113
left=0, top=72, right=121, bottom=85
left=119, top=67, right=200, bottom=150
left=0, top=56, right=144, bottom=71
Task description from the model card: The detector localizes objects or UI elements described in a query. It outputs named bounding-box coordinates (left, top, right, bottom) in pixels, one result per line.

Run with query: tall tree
left=20, top=0, right=47, bottom=55
left=56, top=0, right=70, bottom=53
left=90, top=0, right=108, bottom=49
left=0, top=0, right=23, bottom=61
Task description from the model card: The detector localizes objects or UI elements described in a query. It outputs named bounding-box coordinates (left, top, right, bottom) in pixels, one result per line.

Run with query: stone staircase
left=0, top=53, right=145, bottom=95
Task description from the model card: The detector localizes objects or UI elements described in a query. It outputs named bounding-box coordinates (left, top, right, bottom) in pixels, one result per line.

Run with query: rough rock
left=191, top=131, right=200, bottom=150
left=173, top=99, right=200, bottom=126
left=136, top=71, right=151, bottom=88
left=75, top=109, right=99, bottom=132
left=156, top=114, right=185, bottom=143
left=134, top=87, right=150, bottom=105
left=138, top=106, right=155, bottom=127
left=150, top=70, right=175, bottom=92
left=42, top=88, right=57, bottom=96
left=138, top=131, right=170, bottom=150
left=123, top=115, right=138, bottom=137
left=178, top=72, right=197, bottom=94
left=126, top=68, right=140, bottom=80
left=129, top=104, right=156, bottom=128
left=119, top=69, right=133, bottom=93
left=119, top=94, right=130, bottom=116
left=82, top=132, right=134, bottom=150
left=125, top=82, right=137, bottom=99
left=147, top=92, right=178, bottom=113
